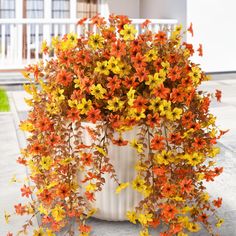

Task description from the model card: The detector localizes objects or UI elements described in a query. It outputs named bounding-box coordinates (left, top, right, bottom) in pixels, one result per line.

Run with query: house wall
left=107, top=0, right=140, bottom=18
left=140, top=0, right=187, bottom=29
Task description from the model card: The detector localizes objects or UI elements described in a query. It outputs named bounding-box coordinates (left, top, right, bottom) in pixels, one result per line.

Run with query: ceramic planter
left=80, top=123, right=143, bottom=221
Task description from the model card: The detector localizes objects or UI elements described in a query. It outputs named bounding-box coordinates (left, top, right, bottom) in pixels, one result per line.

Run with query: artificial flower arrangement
left=7, top=15, right=227, bottom=236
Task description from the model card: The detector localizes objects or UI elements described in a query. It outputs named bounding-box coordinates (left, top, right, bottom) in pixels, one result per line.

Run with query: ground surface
left=1, top=73, right=236, bottom=236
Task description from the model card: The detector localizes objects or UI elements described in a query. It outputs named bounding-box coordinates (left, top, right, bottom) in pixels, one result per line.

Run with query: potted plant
left=9, top=15, right=226, bottom=236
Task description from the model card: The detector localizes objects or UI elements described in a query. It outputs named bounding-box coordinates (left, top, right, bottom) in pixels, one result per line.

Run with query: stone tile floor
left=1, top=73, right=236, bottom=236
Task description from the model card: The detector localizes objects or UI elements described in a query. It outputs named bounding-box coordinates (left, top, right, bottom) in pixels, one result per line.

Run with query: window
left=77, top=0, right=98, bottom=18
left=0, top=0, right=15, bottom=18
left=52, top=0, right=70, bottom=18
left=26, top=0, right=44, bottom=18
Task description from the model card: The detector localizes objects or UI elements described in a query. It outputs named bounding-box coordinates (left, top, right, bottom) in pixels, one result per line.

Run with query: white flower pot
left=81, top=123, right=143, bottom=221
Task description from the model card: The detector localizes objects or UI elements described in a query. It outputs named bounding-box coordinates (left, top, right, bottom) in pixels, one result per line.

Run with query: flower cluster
left=9, top=15, right=226, bottom=236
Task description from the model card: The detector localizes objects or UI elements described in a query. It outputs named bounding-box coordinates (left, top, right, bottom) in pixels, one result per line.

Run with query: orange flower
left=188, top=22, right=194, bottom=37
left=29, top=141, right=43, bottom=154
left=79, top=224, right=91, bottom=233
left=141, top=19, right=151, bottom=28
left=153, top=166, right=167, bottom=176
left=87, top=108, right=101, bottom=124
left=38, top=189, right=54, bottom=205
left=57, top=183, right=70, bottom=199
left=151, top=135, right=165, bottom=150
left=162, top=183, right=176, bottom=197
left=193, top=137, right=206, bottom=150
left=133, top=96, right=148, bottom=112
left=180, top=178, right=193, bottom=194
left=107, top=75, right=121, bottom=91
left=131, top=53, right=147, bottom=68
left=46, top=133, right=61, bottom=146
left=168, top=66, right=182, bottom=81
left=20, top=185, right=32, bottom=198
left=155, top=31, right=167, bottom=44
left=198, top=213, right=208, bottom=223
left=146, top=114, right=160, bottom=128
left=197, top=43, right=203, bottom=56
left=14, top=203, right=26, bottom=215
left=36, top=117, right=52, bottom=132
left=67, top=108, right=81, bottom=122
left=112, top=137, right=128, bottom=146
left=81, top=153, right=93, bottom=166
left=111, top=40, right=126, bottom=57
left=215, top=89, right=222, bottom=102
left=213, top=197, right=222, bottom=208
left=182, top=111, right=195, bottom=126
left=171, top=88, right=185, bottom=103
left=161, top=204, right=178, bottom=220
left=85, top=191, right=95, bottom=202
left=56, top=69, right=72, bottom=86
left=153, top=84, right=170, bottom=99
left=168, top=132, right=182, bottom=145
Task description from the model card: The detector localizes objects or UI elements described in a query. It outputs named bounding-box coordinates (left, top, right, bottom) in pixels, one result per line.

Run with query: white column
left=99, top=0, right=110, bottom=18
left=43, top=0, right=52, bottom=49
left=16, top=0, right=23, bottom=65
left=70, top=0, right=77, bottom=31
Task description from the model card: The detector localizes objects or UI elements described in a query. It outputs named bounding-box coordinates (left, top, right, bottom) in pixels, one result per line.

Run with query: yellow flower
left=86, top=208, right=97, bottom=218
left=209, top=146, right=220, bottom=158
left=126, top=211, right=137, bottom=224
left=130, top=139, right=143, bottom=153
left=46, top=229, right=56, bottom=236
left=127, top=87, right=136, bottom=106
left=177, top=232, right=188, bottom=236
left=68, top=99, right=78, bottom=108
left=107, top=97, right=124, bottom=112
left=52, top=88, right=65, bottom=102
left=4, top=210, right=10, bottom=224
left=161, top=61, right=170, bottom=72
left=187, top=222, right=201, bottom=232
left=146, top=73, right=164, bottom=89
left=154, top=150, right=173, bottom=165
left=46, top=102, right=60, bottom=115
left=170, top=107, right=182, bottom=120
left=38, top=203, right=48, bottom=215
left=88, top=34, right=104, bottom=49
left=138, top=213, right=153, bottom=226
left=86, top=183, right=97, bottom=191
left=196, top=173, right=204, bottom=181
left=90, top=84, right=107, bottom=99
left=51, top=205, right=65, bottom=222
left=187, top=152, right=202, bottom=166
left=159, top=100, right=171, bottom=116
left=188, top=67, right=201, bottom=84
left=19, top=121, right=34, bottom=132
left=128, top=108, right=146, bottom=121
left=116, top=182, right=129, bottom=194
left=77, top=98, right=92, bottom=115
left=95, top=61, right=110, bottom=75
left=216, top=218, right=224, bottom=227
left=67, top=32, right=78, bottom=45
left=178, top=216, right=189, bottom=226
left=41, top=40, right=48, bottom=54
left=145, top=48, right=158, bottom=62
left=132, top=176, right=146, bottom=193
left=148, top=97, right=161, bottom=112
left=120, top=24, right=137, bottom=40
left=96, top=146, right=107, bottom=156
left=40, top=156, right=52, bottom=170
left=74, top=78, right=81, bottom=88
left=23, top=84, right=37, bottom=95
left=107, top=56, right=121, bottom=74
left=140, top=229, right=151, bottom=236
left=51, top=36, right=59, bottom=48
left=201, top=193, right=210, bottom=202
left=33, top=228, right=45, bottom=236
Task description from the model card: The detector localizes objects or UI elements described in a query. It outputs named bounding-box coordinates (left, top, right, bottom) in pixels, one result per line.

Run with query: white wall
left=187, top=0, right=236, bottom=72
left=140, top=0, right=187, bottom=29
left=107, top=0, right=140, bottom=18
